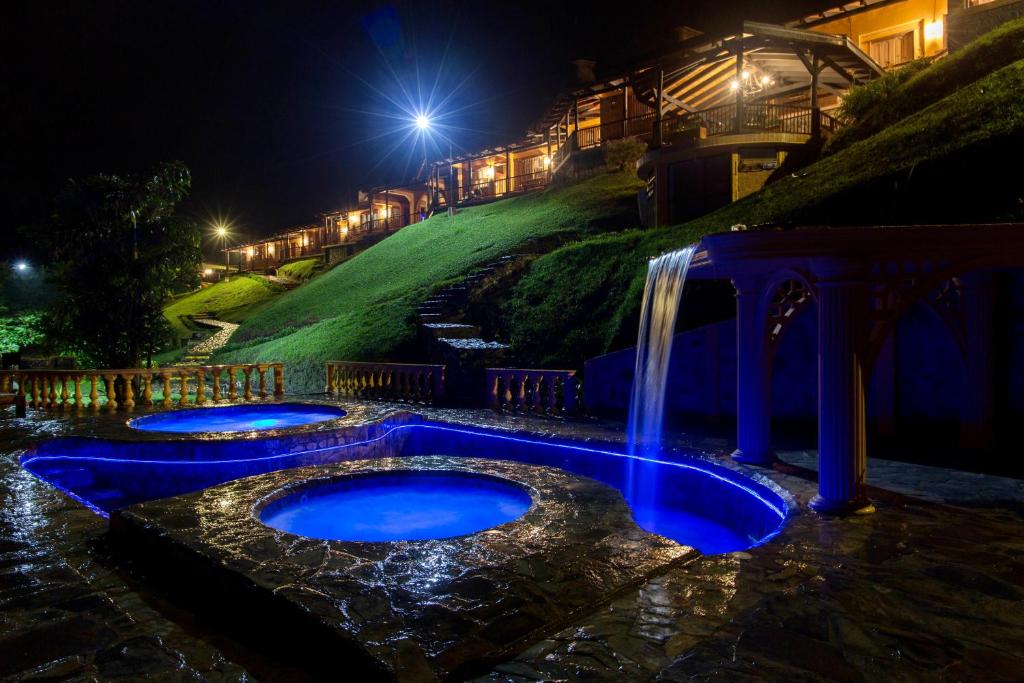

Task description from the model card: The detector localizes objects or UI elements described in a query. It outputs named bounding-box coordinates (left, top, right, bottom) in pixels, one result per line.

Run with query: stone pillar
left=811, top=277, right=874, bottom=515
left=731, top=276, right=774, bottom=465
left=959, top=271, right=995, bottom=450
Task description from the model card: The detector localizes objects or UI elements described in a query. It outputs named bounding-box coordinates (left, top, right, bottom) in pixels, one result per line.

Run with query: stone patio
left=2, top=402, right=1023, bottom=681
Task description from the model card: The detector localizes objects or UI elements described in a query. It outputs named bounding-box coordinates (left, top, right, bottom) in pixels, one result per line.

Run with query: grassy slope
left=214, top=172, right=644, bottom=391
left=163, top=274, right=284, bottom=339
left=506, top=49, right=1024, bottom=368
left=827, top=16, right=1024, bottom=153
left=278, top=257, right=320, bottom=281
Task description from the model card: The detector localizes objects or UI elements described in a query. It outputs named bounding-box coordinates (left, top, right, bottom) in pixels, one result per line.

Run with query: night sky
left=3, top=1, right=819, bottom=250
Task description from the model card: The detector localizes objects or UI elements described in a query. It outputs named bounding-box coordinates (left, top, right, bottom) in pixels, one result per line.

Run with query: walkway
left=175, top=318, right=239, bottom=366
left=2, top=405, right=1022, bottom=680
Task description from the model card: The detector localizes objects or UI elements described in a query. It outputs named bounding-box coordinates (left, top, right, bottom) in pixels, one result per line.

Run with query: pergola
left=689, top=223, right=1024, bottom=514
left=531, top=20, right=885, bottom=152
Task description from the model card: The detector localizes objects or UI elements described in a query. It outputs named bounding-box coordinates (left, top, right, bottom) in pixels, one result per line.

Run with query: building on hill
left=230, top=0, right=1024, bottom=267
left=226, top=178, right=432, bottom=272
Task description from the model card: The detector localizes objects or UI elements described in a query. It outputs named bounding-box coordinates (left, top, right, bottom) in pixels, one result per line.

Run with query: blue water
left=21, top=420, right=788, bottom=554
left=260, top=471, right=532, bottom=541
left=128, top=403, right=346, bottom=433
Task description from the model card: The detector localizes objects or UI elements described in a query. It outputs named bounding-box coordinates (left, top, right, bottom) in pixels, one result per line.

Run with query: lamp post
left=215, top=225, right=230, bottom=281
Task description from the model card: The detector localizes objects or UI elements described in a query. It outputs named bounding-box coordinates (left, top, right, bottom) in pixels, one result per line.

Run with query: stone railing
left=0, top=363, right=284, bottom=411
left=325, top=361, right=445, bottom=404
left=486, top=368, right=579, bottom=415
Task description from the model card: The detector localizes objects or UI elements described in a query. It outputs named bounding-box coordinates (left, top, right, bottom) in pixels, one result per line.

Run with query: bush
left=603, top=138, right=647, bottom=171
left=836, top=59, right=932, bottom=124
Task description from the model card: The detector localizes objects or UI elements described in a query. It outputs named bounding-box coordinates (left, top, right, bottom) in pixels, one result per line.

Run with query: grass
left=163, top=274, right=285, bottom=340
left=827, top=16, right=1024, bottom=153
left=213, top=171, right=644, bottom=391
left=505, top=44, right=1024, bottom=367
left=278, top=257, right=321, bottom=282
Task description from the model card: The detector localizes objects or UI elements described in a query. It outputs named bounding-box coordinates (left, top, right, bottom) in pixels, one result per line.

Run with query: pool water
left=128, top=403, right=346, bottom=433
left=23, top=420, right=788, bottom=553
left=260, top=471, right=532, bottom=542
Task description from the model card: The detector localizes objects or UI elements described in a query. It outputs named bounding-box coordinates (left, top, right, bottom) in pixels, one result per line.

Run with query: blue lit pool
left=128, top=403, right=346, bottom=433
left=260, top=471, right=532, bottom=542
left=22, top=419, right=789, bottom=553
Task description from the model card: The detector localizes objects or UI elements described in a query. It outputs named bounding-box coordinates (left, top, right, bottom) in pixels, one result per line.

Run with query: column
left=731, top=276, right=774, bottom=465
left=811, top=277, right=874, bottom=515
left=959, top=271, right=995, bottom=449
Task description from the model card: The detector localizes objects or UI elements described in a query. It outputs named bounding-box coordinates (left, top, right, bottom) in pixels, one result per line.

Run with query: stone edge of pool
left=109, top=455, right=697, bottom=681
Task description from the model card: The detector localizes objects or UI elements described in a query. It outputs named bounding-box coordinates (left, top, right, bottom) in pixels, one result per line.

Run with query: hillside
left=504, top=32, right=1024, bottom=368
left=213, top=172, right=644, bottom=391
left=163, top=274, right=284, bottom=340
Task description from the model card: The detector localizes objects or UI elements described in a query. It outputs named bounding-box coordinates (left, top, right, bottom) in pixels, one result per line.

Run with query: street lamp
left=214, top=224, right=230, bottom=281
left=13, top=261, right=28, bottom=272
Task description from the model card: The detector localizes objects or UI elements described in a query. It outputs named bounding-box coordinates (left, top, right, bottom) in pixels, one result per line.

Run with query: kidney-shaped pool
left=22, top=417, right=790, bottom=554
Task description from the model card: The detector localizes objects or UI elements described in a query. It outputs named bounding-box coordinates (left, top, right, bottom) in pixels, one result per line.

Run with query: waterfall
left=626, top=245, right=697, bottom=460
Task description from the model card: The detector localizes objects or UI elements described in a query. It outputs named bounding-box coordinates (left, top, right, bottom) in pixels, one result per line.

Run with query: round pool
left=259, top=471, right=533, bottom=542
left=128, top=403, right=346, bottom=433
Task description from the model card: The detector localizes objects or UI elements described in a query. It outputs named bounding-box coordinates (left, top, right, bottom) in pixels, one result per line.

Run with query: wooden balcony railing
left=0, top=363, right=284, bottom=411
left=456, top=169, right=549, bottom=204
left=662, top=103, right=839, bottom=140
left=551, top=112, right=657, bottom=172
left=325, top=361, right=445, bottom=404
left=486, top=368, right=579, bottom=416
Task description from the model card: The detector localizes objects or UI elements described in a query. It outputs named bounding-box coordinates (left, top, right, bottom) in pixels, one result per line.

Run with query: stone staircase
left=414, top=256, right=521, bottom=403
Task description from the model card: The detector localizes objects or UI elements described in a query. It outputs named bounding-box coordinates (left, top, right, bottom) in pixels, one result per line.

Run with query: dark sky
left=2, top=1, right=820, bottom=248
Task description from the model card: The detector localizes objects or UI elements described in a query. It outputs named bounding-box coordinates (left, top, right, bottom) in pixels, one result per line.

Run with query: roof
left=529, top=20, right=884, bottom=131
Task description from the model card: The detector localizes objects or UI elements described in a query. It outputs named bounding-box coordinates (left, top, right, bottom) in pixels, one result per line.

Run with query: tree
left=41, top=161, right=200, bottom=368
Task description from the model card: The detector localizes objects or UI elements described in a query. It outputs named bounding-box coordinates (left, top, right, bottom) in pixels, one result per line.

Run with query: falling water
left=626, top=245, right=697, bottom=461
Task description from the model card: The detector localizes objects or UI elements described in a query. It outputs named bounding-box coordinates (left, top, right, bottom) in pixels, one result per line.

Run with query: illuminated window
left=866, top=31, right=915, bottom=68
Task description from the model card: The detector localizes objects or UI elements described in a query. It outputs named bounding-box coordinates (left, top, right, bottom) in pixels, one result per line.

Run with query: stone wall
left=948, top=0, right=1024, bottom=51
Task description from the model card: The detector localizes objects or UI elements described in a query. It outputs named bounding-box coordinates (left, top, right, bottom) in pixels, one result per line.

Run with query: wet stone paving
left=1, top=402, right=1024, bottom=681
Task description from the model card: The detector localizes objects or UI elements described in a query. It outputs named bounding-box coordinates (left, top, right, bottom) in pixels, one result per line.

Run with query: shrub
left=603, top=138, right=647, bottom=171
left=836, top=58, right=932, bottom=124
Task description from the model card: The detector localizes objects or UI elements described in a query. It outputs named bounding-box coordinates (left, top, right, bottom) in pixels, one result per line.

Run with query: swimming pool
left=22, top=418, right=789, bottom=553
left=128, top=403, right=346, bottom=433
left=259, top=470, right=533, bottom=541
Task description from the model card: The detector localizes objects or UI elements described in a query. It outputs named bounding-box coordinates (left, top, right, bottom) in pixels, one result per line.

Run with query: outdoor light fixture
left=203, top=268, right=214, bottom=276
left=216, top=226, right=227, bottom=237
left=14, top=261, right=28, bottom=272
left=543, top=155, right=551, bottom=168
left=730, top=80, right=740, bottom=91
left=925, top=19, right=944, bottom=41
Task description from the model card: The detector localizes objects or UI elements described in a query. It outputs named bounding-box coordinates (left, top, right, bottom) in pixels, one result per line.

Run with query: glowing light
left=203, top=268, right=213, bottom=275
left=741, top=69, right=750, bottom=80
left=730, top=80, right=740, bottom=91
left=925, top=18, right=944, bottom=41
left=542, top=155, right=551, bottom=168
left=215, top=225, right=227, bottom=237
left=761, top=76, right=771, bottom=87
left=14, top=261, right=28, bottom=272
left=415, top=114, right=430, bottom=130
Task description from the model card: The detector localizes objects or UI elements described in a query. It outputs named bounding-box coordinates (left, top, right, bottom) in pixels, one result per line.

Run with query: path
left=176, top=318, right=239, bottom=366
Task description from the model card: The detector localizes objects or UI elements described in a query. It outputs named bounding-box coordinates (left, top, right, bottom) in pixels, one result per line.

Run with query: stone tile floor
left=2, top=403, right=1023, bottom=681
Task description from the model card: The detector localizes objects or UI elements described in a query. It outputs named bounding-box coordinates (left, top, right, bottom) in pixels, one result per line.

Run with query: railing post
left=228, top=366, right=238, bottom=401
left=142, top=373, right=153, bottom=407
left=257, top=365, right=267, bottom=399
left=195, top=369, right=206, bottom=405
left=178, top=370, right=190, bottom=407
left=563, top=372, right=578, bottom=414
left=122, top=374, right=135, bottom=410
left=89, top=374, right=100, bottom=411
left=160, top=373, right=172, bottom=408
left=274, top=363, right=285, bottom=398
left=243, top=367, right=253, bottom=400
left=211, top=368, right=222, bottom=402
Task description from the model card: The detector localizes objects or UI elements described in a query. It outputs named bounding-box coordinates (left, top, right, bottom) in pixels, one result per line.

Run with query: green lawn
left=163, top=274, right=285, bottom=340
left=213, top=171, right=644, bottom=391
left=277, top=257, right=321, bottom=282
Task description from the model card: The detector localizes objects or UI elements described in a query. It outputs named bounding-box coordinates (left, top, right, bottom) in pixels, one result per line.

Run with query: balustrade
left=325, top=361, right=445, bottom=404
left=0, top=363, right=284, bottom=412
left=486, top=368, right=579, bottom=416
